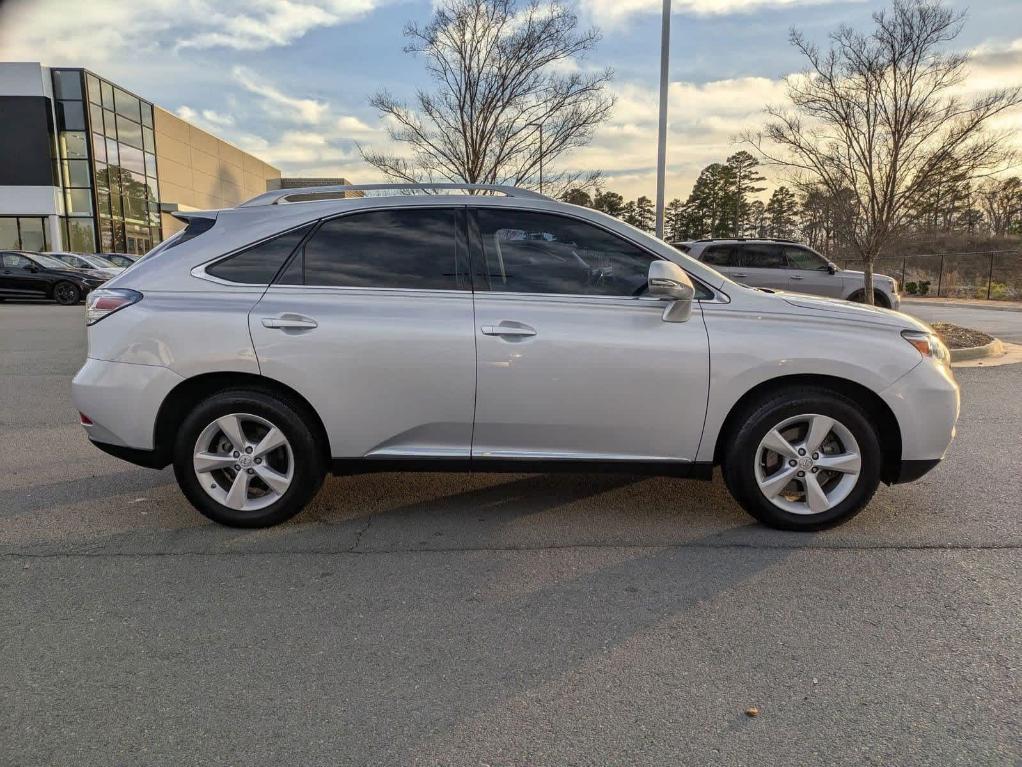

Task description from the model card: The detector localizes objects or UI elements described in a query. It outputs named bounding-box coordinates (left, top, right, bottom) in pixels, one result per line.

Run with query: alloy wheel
left=192, top=413, right=294, bottom=511
left=54, top=283, right=77, bottom=305
left=753, top=413, right=862, bottom=515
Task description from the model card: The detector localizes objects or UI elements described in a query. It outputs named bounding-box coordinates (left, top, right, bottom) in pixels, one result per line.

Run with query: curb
left=903, top=299, right=1022, bottom=313
left=950, top=338, right=1005, bottom=362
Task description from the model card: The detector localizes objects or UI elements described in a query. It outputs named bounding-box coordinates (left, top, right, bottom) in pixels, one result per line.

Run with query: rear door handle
left=790, top=275, right=805, bottom=281
left=262, top=315, right=318, bottom=330
left=732, top=273, right=748, bottom=279
left=481, top=324, right=536, bottom=337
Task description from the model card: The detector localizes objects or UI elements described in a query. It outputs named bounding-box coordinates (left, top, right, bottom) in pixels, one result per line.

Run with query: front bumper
left=880, top=358, right=960, bottom=464
left=72, top=357, right=184, bottom=450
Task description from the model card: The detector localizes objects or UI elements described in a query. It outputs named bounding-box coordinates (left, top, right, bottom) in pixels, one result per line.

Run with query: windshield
left=78, top=254, right=118, bottom=269
left=32, top=254, right=71, bottom=269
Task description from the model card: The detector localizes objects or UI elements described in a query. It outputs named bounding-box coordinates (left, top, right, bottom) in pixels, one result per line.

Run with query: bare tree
left=745, top=0, right=1022, bottom=303
left=360, top=0, right=613, bottom=195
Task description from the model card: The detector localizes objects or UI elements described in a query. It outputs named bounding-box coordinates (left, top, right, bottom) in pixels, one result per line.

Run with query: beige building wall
left=154, top=106, right=280, bottom=235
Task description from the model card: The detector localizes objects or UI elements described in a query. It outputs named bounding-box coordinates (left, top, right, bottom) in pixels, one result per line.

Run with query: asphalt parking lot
left=1, top=303, right=1019, bottom=766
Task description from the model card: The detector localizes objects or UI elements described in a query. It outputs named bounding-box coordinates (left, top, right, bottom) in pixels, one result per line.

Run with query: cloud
left=232, top=66, right=330, bottom=124
left=0, top=0, right=383, bottom=64
left=581, top=0, right=852, bottom=24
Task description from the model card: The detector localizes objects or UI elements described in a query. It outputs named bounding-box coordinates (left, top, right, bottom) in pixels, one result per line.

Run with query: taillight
left=85, top=288, right=142, bottom=325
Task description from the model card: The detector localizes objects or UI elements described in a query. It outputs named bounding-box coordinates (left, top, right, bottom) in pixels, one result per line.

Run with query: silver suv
left=72, top=184, right=958, bottom=531
left=677, top=239, right=901, bottom=309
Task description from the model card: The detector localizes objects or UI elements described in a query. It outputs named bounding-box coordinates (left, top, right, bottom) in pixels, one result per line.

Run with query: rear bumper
left=72, top=357, right=183, bottom=450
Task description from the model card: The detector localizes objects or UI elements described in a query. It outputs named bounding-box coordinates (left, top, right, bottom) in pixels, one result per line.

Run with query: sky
left=0, top=0, right=1020, bottom=201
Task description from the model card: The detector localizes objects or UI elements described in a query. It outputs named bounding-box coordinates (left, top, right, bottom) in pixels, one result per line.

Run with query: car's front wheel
left=52, top=281, right=80, bottom=305
left=722, top=387, right=882, bottom=530
left=173, top=389, right=326, bottom=527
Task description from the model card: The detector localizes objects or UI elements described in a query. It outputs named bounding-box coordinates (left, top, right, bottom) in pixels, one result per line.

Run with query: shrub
left=905, top=281, right=918, bottom=294
left=918, top=280, right=931, bottom=296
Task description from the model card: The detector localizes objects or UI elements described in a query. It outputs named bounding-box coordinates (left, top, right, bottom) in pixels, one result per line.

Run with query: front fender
left=695, top=304, right=922, bottom=462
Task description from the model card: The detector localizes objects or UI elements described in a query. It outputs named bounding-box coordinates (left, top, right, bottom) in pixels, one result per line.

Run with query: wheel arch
left=152, top=371, right=331, bottom=466
left=712, top=373, right=903, bottom=484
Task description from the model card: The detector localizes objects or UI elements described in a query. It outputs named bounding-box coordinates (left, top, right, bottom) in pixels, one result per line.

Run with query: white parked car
left=47, top=252, right=124, bottom=281
left=675, top=239, right=901, bottom=309
left=72, top=184, right=959, bottom=531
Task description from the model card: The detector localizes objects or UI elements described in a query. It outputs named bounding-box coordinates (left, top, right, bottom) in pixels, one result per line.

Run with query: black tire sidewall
left=53, top=282, right=80, bottom=305
left=173, top=389, right=325, bottom=528
left=723, top=390, right=882, bottom=531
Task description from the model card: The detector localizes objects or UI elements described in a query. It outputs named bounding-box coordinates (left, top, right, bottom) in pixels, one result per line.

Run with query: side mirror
left=26, top=265, right=39, bottom=273
left=647, top=260, right=695, bottom=323
left=827, top=262, right=837, bottom=275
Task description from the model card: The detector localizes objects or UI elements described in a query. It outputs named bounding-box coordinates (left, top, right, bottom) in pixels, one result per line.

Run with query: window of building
left=207, top=226, right=312, bottom=284
left=58, top=101, right=86, bottom=131
left=475, top=209, right=656, bottom=297
left=52, top=70, right=83, bottom=100
left=0, top=217, right=51, bottom=251
left=63, top=218, right=97, bottom=252
left=298, top=209, right=463, bottom=290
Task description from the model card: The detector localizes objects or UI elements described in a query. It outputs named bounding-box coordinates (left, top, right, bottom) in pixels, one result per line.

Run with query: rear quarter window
left=206, top=225, right=312, bottom=285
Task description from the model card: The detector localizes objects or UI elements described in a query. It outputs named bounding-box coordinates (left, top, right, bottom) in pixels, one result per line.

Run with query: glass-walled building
left=52, top=68, right=162, bottom=254
left=0, top=62, right=282, bottom=255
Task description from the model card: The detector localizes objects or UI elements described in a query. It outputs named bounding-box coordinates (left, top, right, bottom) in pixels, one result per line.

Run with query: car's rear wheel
left=173, top=389, right=326, bottom=527
left=722, top=387, right=882, bottom=530
left=52, top=281, right=80, bottom=305
left=848, top=289, right=890, bottom=308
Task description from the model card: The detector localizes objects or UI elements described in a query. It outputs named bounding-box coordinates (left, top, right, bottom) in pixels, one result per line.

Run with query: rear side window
left=701, top=245, right=735, bottom=266
left=295, top=208, right=462, bottom=290
left=207, top=226, right=311, bottom=284
left=742, top=244, right=786, bottom=268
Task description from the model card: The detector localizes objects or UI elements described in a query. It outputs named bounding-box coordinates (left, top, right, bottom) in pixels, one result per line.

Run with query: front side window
left=742, top=244, right=786, bottom=269
left=474, top=209, right=655, bottom=297
left=295, top=208, right=463, bottom=290
left=206, top=225, right=312, bottom=285
left=784, top=246, right=827, bottom=271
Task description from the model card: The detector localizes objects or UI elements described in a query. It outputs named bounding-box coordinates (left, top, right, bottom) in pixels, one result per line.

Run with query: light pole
left=654, top=0, right=671, bottom=239
left=528, top=122, right=544, bottom=194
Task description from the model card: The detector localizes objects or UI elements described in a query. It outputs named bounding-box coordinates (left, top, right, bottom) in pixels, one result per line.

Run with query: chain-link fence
left=835, top=250, right=1022, bottom=300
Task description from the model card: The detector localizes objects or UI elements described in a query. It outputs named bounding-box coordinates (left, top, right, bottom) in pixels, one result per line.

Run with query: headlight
left=85, top=288, right=142, bottom=325
left=902, top=330, right=950, bottom=366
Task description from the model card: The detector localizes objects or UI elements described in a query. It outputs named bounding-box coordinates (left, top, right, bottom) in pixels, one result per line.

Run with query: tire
left=173, top=389, right=326, bottom=527
left=52, top=281, right=80, bottom=305
left=721, top=386, right=882, bottom=531
left=848, top=289, right=890, bottom=308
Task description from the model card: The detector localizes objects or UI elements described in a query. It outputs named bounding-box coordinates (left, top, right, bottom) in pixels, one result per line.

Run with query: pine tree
left=621, top=200, right=638, bottom=227
left=593, top=189, right=625, bottom=218
left=766, top=186, right=799, bottom=238
left=665, top=198, right=685, bottom=241
left=726, top=151, right=766, bottom=235
left=561, top=188, right=593, bottom=207
left=633, top=196, right=655, bottom=232
left=683, top=163, right=736, bottom=238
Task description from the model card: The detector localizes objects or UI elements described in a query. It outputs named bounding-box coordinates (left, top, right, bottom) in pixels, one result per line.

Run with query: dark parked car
left=99, top=253, right=138, bottom=268
left=47, top=252, right=124, bottom=280
left=0, top=251, right=107, bottom=304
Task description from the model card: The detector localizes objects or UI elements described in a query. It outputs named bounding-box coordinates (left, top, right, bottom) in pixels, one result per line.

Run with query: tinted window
left=784, top=246, right=827, bottom=270
left=701, top=245, right=735, bottom=267
left=301, top=208, right=461, bottom=290
left=207, top=226, right=311, bottom=284
left=2, top=253, right=32, bottom=269
left=475, top=209, right=655, bottom=297
left=742, top=244, right=786, bottom=268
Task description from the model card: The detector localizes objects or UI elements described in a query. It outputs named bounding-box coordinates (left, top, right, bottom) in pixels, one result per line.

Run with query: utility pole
left=528, top=122, right=544, bottom=194
left=654, top=0, right=671, bottom=238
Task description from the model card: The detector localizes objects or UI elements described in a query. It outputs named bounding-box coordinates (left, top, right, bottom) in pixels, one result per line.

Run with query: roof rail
left=238, top=183, right=549, bottom=207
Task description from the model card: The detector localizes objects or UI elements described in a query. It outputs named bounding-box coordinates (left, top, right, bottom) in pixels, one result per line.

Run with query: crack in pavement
left=3, top=540, right=1021, bottom=559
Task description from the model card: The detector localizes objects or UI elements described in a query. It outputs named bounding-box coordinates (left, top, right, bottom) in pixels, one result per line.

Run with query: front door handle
left=790, top=275, right=805, bottom=281
left=262, top=315, right=318, bottom=330
left=732, top=273, right=748, bottom=279
left=481, top=323, right=536, bottom=337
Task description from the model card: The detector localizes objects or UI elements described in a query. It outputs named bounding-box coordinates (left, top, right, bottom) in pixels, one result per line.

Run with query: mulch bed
left=931, top=322, right=995, bottom=349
